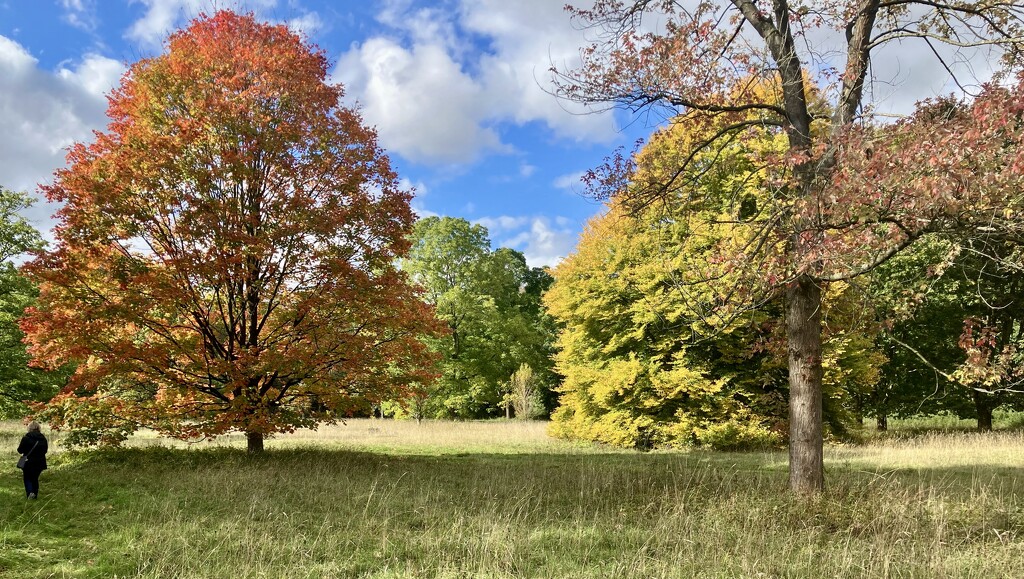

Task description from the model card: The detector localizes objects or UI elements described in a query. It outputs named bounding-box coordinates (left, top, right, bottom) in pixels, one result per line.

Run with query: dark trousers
left=22, top=466, right=42, bottom=497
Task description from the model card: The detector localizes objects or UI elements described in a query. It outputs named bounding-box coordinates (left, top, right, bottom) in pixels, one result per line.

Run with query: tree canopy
left=546, top=111, right=882, bottom=450
left=0, top=187, right=62, bottom=418
left=21, top=11, right=440, bottom=451
left=399, top=216, right=556, bottom=419
left=867, top=235, right=1024, bottom=430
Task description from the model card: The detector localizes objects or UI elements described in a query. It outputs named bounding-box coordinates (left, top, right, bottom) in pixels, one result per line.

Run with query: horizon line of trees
left=4, top=189, right=1021, bottom=438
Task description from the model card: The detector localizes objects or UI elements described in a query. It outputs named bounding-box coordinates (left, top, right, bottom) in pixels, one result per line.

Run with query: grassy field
left=1, top=418, right=1023, bottom=578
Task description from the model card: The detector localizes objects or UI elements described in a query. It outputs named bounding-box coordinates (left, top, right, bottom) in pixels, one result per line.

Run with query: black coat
left=17, top=431, right=48, bottom=471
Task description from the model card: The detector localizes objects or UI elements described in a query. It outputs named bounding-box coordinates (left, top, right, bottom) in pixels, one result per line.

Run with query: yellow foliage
left=545, top=77, right=883, bottom=450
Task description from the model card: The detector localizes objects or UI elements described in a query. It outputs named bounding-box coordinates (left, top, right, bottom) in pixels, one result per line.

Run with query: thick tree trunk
left=974, top=392, right=994, bottom=431
left=876, top=413, right=888, bottom=432
left=787, top=275, right=824, bottom=494
left=246, top=431, right=265, bottom=453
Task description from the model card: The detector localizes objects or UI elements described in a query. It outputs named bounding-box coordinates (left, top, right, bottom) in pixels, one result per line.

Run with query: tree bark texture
left=787, top=275, right=824, bottom=493
left=974, top=392, right=994, bottom=431
left=247, top=431, right=265, bottom=453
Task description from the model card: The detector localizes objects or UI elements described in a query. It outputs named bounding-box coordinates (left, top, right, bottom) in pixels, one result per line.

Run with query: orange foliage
left=21, top=11, right=442, bottom=445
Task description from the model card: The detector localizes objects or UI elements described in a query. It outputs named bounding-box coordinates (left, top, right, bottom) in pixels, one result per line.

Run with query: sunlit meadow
left=2, top=418, right=1023, bottom=578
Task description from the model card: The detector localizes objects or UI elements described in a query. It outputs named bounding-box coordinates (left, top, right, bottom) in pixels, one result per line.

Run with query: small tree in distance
left=21, top=11, right=441, bottom=452
left=505, top=363, right=543, bottom=420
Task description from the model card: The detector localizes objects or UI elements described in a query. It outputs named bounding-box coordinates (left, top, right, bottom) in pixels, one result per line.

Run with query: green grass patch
left=2, top=419, right=1023, bottom=577
left=861, top=410, right=1024, bottom=438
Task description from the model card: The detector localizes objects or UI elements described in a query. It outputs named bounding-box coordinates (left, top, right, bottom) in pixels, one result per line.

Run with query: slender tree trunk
left=787, top=275, right=824, bottom=494
left=246, top=431, right=265, bottom=453
left=876, top=413, right=888, bottom=432
left=974, top=392, right=994, bottom=431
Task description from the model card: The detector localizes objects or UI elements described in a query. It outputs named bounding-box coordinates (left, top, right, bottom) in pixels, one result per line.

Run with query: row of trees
left=544, top=106, right=1024, bottom=450
left=3, top=5, right=1024, bottom=500
left=1, top=14, right=554, bottom=452
left=553, top=0, right=1024, bottom=493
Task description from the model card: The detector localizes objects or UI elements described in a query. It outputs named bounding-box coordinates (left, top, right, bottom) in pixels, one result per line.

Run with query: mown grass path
left=2, top=420, right=1023, bottom=577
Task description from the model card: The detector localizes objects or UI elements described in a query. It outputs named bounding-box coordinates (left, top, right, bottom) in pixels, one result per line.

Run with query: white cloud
left=375, top=0, right=466, bottom=54
left=0, top=35, right=36, bottom=70
left=125, top=0, right=208, bottom=48
left=398, top=177, right=427, bottom=198
left=0, top=36, right=126, bottom=234
left=519, top=163, right=536, bottom=178
left=553, top=171, right=586, bottom=191
left=61, top=0, right=98, bottom=32
left=494, top=216, right=578, bottom=268
left=474, top=215, right=529, bottom=234
left=411, top=203, right=439, bottom=219
left=459, top=0, right=616, bottom=140
left=57, top=53, right=126, bottom=98
left=337, top=38, right=507, bottom=165
left=124, top=0, right=295, bottom=49
left=335, top=0, right=618, bottom=166
left=287, top=11, right=323, bottom=38
left=865, top=41, right=1001, bottom=117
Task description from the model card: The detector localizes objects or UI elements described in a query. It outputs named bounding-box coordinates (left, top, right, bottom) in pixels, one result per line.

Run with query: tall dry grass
left=1, top=419, right=1022, bottom=577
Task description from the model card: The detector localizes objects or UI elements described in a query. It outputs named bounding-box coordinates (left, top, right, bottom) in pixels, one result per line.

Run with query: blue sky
left=0, top=1, right=995, bottom=267
left=0, top=0, right=650, bottom=267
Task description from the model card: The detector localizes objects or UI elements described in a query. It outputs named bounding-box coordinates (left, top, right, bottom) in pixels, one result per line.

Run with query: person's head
left=27, top=421, right=40, bottom=433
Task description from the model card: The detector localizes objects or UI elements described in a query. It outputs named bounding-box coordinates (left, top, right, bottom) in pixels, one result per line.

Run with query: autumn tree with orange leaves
left=555, top=1, right=1024, bottom=493
left=21, top=11, right=441, bottom=452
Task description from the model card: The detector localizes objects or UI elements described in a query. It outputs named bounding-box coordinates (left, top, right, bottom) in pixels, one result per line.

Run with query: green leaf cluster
left=867, top=235, right=1024, bottom=427
left=400, top=217, right=557, bottom=418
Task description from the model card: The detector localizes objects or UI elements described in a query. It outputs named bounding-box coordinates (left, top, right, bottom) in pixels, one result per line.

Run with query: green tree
left=0, top=266, right=70, bottom=418
left=0, top=188, right=44, bottom=262
left=401, top=217, right=556, bottom=418
left=0, top=186, right=61, bottom=418
left=869, top=236, right=1024, bottom=430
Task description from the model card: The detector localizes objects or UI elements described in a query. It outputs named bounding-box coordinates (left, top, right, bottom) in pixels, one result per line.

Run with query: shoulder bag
left=16, top=440, right=39, bottom=470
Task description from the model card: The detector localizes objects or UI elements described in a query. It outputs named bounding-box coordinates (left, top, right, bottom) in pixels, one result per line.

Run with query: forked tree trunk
left=786, top=275, right=824, bottom=494
left=247, top=431, right=265, bottom=453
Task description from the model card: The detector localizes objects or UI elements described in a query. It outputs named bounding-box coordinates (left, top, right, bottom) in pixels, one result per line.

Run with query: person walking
left=17, top=421, right=48, bottom=500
